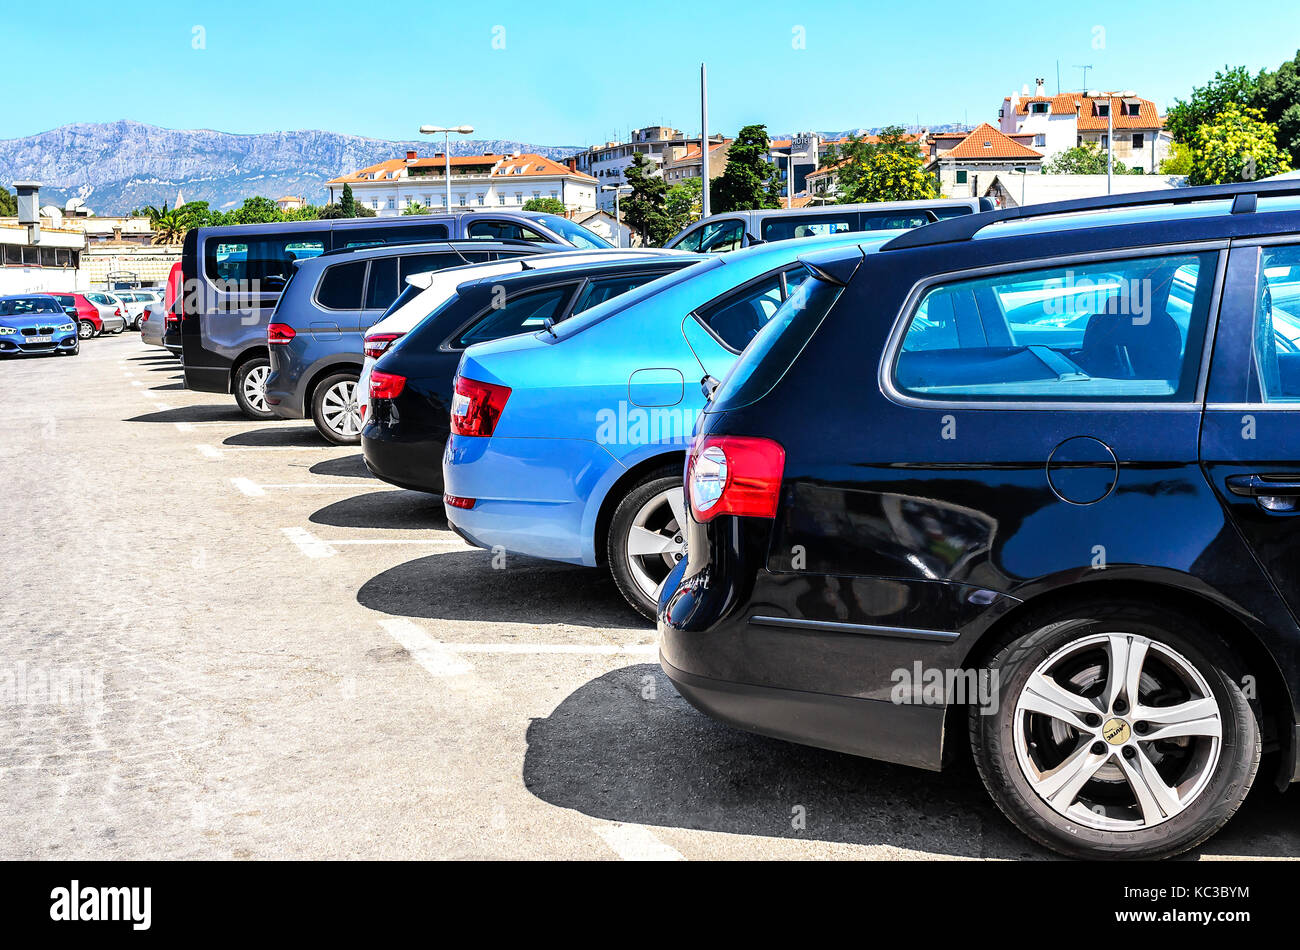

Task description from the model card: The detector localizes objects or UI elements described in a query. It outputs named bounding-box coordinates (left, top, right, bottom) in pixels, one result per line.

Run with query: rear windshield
left=707, top=269, right=843, bottom=412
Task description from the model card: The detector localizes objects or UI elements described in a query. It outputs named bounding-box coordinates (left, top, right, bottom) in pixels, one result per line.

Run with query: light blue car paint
left=443, top=231, right=893, bottom=567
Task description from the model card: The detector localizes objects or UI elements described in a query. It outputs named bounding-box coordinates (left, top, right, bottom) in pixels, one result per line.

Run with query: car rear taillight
left=114, top=308, right=122, bottom=316
left=450, top=375, right=511, bottom=437
left=267, top=323, right=296, bottom=344
left=444, top=493, right=476, bottom=510
left=687, top=435, right=785, bottom=522
left=364, top=332, right=403, bottom=360
left=369, top=370, right=406, bottom=400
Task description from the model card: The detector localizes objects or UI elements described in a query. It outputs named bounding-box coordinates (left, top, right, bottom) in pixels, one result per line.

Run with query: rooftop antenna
left=1074, top=64, right=1093, bottom=90
left=1056, top=60, right=1061, bottom=95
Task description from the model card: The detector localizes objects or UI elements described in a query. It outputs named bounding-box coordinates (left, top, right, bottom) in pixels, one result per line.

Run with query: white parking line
left=594, top=823, right=685, bottom=861
left=174, top=422, right=196, bottom=433
left=196, top=444, right=223, bottom=459
left=379, top=619, right=474, bottom=676
left=231, top=478, right=383, bottom=496
left=231, top=477, right=266, bottom=497
left=281, top=526, right=336, bottom=558
left=197, top=444, right=336, bottom=458
left=131, top=380, right=143, bottom=387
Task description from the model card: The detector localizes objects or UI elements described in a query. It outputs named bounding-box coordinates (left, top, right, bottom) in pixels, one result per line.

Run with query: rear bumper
left=659, top=654, right=946, bottom=772
left=361, top=424, right=444, bottom=493
left=265, top=370, right=306, bottom=418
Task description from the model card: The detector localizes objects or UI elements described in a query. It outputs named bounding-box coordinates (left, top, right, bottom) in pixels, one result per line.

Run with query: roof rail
left=881, top=178, right=1300, bottom=252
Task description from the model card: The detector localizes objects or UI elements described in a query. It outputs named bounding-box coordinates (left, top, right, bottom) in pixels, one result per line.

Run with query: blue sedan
left=0, top=295, right=80, bottom=357
left=442, top=231, right=895, bottom=618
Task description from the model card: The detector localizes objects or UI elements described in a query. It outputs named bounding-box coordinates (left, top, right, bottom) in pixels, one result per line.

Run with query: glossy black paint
left=660, top=202, right=1300, bottom=780
left=362, top=258, right=694, bottom=493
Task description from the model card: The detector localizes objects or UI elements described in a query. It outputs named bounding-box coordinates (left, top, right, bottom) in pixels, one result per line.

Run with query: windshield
left=529, top=215, right=611, bottom=250
left=550, top=257, right=724, bottom=341
left=708, top=269, right=842, bottom=412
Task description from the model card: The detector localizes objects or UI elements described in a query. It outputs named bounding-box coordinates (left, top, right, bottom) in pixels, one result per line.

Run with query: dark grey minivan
left=180, top=212, right=610, bottom=419
left=264, top=241, right=550, bottom=443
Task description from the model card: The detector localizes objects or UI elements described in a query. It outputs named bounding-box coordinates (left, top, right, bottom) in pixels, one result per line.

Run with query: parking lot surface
left=3, top=334, right=1299, bottom=860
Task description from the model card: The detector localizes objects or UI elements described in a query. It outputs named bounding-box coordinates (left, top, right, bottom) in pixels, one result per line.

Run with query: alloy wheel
left=1012, top=632, right=1223, bottom=832
left=242, top=364, right=271, bottom=415
left=623, top=487, right=687, bottom=603
left=321, top=379, right=360, bottom=437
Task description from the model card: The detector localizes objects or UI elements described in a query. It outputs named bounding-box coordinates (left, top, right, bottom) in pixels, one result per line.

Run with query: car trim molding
left=749, top=615, right=959, bottom=642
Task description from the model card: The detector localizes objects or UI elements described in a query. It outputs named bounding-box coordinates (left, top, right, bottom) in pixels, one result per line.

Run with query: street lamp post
left=787, top=146, right=810, bottom=209
left=601, top=184, right=629, bottom=247
left=1091, top=91, right=1136, bottom=195
left=419, top=124, right=475, bottom=211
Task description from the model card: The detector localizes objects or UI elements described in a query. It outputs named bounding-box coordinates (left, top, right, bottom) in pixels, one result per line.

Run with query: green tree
left=620, top=152, right=673, bottom=246
left=151, top=208, right=188, bottom=245
left=1189, top=103, right=1292, bottom=185
left=828, top=126, right=937, bottom=203
left=1255, top=49, right=1300, bottom=166
left=340, top=183, right=357, bottom=218
left=283, top=205, right=321, bottom=221
left=1166, top=65, right=1263, bottom=145
left=1044, top=143, right=1132, bottom=175
left=711, top=125, right=781, bottom=212
left=1159, top=141, right=1193, bottom=175
left=522, top=197, right=567, bottom=215
left=0, top=186, right=16, bottom=216
left=230, top=196, right=284, bottom=224
left=402, top=201, right=431, bottom=215
left=664, top=177, right=702, bottom=236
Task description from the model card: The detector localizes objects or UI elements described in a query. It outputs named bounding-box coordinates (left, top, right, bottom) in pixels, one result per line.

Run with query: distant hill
left=0, top=120, right=583, bottom=215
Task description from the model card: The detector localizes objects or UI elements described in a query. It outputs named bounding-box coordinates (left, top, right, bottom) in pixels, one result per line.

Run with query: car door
left=1200, top=240, right=1300, bottom=628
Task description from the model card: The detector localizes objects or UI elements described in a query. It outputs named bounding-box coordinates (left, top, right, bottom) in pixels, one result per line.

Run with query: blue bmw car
left=0, top=294, right=80, bottom=357
left=441, top=231, right=897, bottom=618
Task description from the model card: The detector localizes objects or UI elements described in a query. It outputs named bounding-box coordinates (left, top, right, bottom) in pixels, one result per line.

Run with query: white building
left=999, top=81, right=1171, bottom=172
left=568, top=127, right=725, bottom=213
left=0, top=223, right=88, bottom=295
left=983, top=172, right=1188, bottom=209
left=326, top=151, right=598, bottom=217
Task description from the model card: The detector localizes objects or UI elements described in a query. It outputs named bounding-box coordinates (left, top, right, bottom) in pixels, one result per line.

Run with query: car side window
left=892, top=252, right=1218, bottom=402
left=467, top=220, right=547, bottom=243
left=694, top=271, right=787, bottom=351
left=316, top=260, right=367, bottom=311
left=571, top=271, right=669, bottom=314
left=673, top=227, right=704, bottom=252
left=364, top=258, right=398, bottom=310
left=697, top=220, right=744, bottom=253
left=455, top=285, right=576, bottom=348
left=1252, top=245, right=1300, bottom=402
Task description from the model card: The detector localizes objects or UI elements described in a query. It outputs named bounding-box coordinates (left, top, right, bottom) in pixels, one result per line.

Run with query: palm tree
left=151, top=208, right=187, bottom=245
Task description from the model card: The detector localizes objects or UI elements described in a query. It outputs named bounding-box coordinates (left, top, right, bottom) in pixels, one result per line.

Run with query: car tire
left=78, top=320, right=96, bottom=340
left=311, top=372, right=362, bottom=445
left=970, top=600, right=1260, bottom=860
left=234, top=358, right=276, bottom=420
left=606, top=467, right=686, bottom=621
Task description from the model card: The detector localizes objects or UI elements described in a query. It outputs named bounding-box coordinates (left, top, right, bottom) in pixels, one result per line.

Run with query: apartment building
left=998, top=80, right=1171, bottom=171
left=567, top=127, right=725, bottom=212
left=326, top=151, right=598, bottom=217
left=661, top=139, right=731, bottom=188
left=926, top=124, right=1044, bottom=198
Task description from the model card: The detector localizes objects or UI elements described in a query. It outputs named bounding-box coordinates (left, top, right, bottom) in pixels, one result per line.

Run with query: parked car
left=156, top=262, right=184, bottom=355
left=264, top=241, right=554, bottom=442
left=442, top=230, right=884, bottom=618
left=180, top=213, right=607, bottom=419
left=364, top=252, right=699, bottom=492
left=46, top=292, right=107, bottom=339
left=81, top=292, right=129, bottom=335
left=658, top=180, right=1300, bottom=861
left=0, top=294, right=80, bottom=356
left=663, top=198, right=993, bottom=253
left=357, top=248, right=684, bottom=428
left=140, top=303, right=166, bottom=348
left=115, top=290, right=160, bottom=329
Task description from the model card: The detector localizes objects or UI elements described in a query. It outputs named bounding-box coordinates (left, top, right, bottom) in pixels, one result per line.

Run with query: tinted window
left=672, top=227, right=705, bottom=252
left=334, top=224, right=449, bottom=248
left=365, top=258, right=397, bottom=310
left=316, top=260, right=367, bottom=311
left=761, top=214, right=854, bottom=241
left=205, top=233, right=326, bottom=290
left=697, top=220, right=744, bottom=253
left=1252, top=245, right=1300, bottom=401
left=467, top=219, right=547, bottom=242
left=399, top=252, right=463, bottom=282
left=571, top=270, right=673, bottom=313
left=456, top=285, right=575, bottom=347
left=893, top=252, right=1217, bottom=401
left=694, top=272, right=787, bottom=351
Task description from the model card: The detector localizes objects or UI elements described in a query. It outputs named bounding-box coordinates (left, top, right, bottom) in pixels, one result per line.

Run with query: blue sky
left=7, top=0, right=1299, bottom=146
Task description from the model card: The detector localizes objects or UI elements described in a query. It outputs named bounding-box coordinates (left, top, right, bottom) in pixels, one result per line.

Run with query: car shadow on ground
left=523, top=664, right=1300, bottom=859
left=222, top=426, right=323, bottom=447
left=358, top=550, right=645, bottom=629
left=309, top=453, right=371, bottom=479
left=125, top=405, right=247, bottom=424
left=150, top=382, right=185, bottom=391
left=311, top=490, right=445, bottom=530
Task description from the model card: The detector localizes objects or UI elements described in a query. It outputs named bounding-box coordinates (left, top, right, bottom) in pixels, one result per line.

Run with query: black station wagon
left=658, top=180, right=1300, bottom=860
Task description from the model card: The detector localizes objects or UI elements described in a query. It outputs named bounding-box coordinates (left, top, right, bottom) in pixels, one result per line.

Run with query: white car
left=356, top=249, right=682, bottom=421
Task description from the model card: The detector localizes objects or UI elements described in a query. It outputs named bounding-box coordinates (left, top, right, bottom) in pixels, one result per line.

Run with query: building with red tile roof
left=925, top=123, right=1044, bottom=198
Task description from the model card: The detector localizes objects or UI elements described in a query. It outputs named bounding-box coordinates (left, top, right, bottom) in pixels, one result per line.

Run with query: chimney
left=1035, top=77, right=1046, bottom=97
left=566, top=157, right=577, bottom=172
left=112, top=226, right=123, bottom=242
left=405, top=149, right=418, bottom=162
left=14, top=181, right=40, bottom=243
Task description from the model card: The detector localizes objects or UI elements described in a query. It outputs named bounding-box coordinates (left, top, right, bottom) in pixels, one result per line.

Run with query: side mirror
left=700, top=374, right=720, bottom=400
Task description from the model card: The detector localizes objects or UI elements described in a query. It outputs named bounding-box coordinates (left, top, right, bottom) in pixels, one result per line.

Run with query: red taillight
left=444, top=493, right=476, bottom=510
left=364, top=332, right=403, bottom=360
left=369, top=370, right=406, bottom=400
left=267, top=323, right=296, bottom=344
left=450, top=375, right=511, bottom=438
left=686, top=435, right=785, bottom=522
left=114, top=308, right=122, bottom=316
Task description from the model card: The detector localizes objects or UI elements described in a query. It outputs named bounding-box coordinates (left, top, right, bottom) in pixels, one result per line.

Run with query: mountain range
left=0, top=120, right=583, bottom=215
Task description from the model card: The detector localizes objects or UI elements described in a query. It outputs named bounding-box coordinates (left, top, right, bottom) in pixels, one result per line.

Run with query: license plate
left=27, top=336, right=52, bottom=344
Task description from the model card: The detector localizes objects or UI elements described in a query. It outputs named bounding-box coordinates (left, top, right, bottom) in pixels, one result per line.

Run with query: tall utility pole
left=1074, top=64, right=1093, bottom=90
left=700, top=62, right=711, bottom=219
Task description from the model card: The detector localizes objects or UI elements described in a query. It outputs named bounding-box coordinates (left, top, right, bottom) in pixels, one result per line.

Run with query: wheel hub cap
left=623, top=487, right=687, bottom=603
